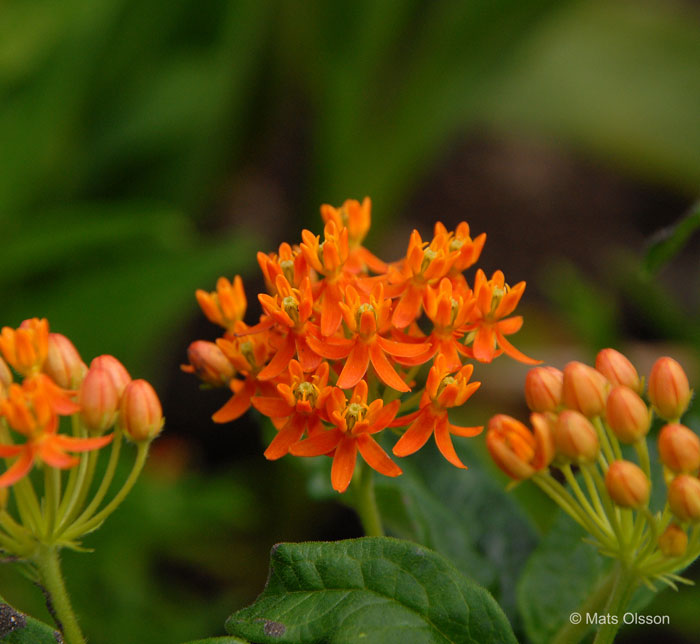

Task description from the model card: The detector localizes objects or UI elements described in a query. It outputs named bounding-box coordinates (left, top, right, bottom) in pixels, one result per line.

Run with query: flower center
left=294, top=381, right=319, bottom=406
left=344, top=401, right=367, bottom=431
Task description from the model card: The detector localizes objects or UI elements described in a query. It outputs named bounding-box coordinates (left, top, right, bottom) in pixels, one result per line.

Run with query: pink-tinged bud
left=120, top=380, right=164, bottom=442
left=605, top=460, right=650, bottom=508
left=525, top=367, right=563, bottom=413
left=555, top=410, right=599, bottom=463
left=486, top=414, right=554, bottom=480
left=667, top=475, right=700, bottom=522
left=562, top=361, right=608, bottom=417
left=648, top=357, right=692, bottom=421
left=79, top=367, right=120, bottom=433
left=181, top=341, right=235, bottom=387
left=90, top=355, right=131, bottom=397
left=595, top=348, right=641, bottom=393
left=44, top=333, right=87, bottom=389
left=605, top=386, right=651, bottom=444
left=658, top=523, right=687, bottom=557
left=658, top=423, right=700, bottom=474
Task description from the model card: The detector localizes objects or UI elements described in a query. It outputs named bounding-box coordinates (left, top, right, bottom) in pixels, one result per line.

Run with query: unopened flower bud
left=595, top=348, right=641, bottom=393
left=555, top=410, right=599, bottom=463
left=667, top=475, right=700, bottom=522
left=606, top=386, right=651, bottom=444
left=658, top=523, right=687, bottom=557
left=80, top=367, right=120, bottom=433
left=486, top=413, right=554, bottom=480
left=648, top=357, right=692, bottom=421
left=562, top=361, right=608, bottom=417
left=182, top=341, right=235, bottom=387
left=0, top=358, right=11, bottom=400
left=91, top=355, right=131, bottom=397
left=44, top=333, right=87, bottom=389
left=120, top=380, right=163, bottom=442
left=605, top=460, right=650, bottom=508
left=525, top=367, right=563, bottom=412
left=658, top=423, right=700, bottom=474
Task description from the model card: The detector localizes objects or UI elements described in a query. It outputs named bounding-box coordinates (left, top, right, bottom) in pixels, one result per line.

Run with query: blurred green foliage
left=1, top=0, right=700, bottom=642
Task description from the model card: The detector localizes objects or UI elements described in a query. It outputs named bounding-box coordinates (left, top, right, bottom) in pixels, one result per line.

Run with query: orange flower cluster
left=0, top=318, right=163, bottom=488
left=185, top=197, right=538, bottom=492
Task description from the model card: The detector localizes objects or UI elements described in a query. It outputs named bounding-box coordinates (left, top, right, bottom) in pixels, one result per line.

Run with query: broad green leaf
left=517, top=512, right=609, bottom=644
left=226, top=537, right=517, bottom=644
left=642, top=203, right=700, bottom=276
left=0, top=597, right=60, bottom=644
left=182, top=638, right=249, bottom=644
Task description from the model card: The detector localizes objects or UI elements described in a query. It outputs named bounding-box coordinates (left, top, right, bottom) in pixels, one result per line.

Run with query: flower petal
left=495, top=326, right=541, bottom=365
left=305, top=333, right=353, bottom=360
left=472, top=325, right=496, bottom=363
left=448, top=422, right=483, bottom=437
left=336, top=342, right=371, bottom=389
left=368, top=343, right=410, bottom=392
left=0, top=448, right=34, bottom=487
left=257, top=334, right=297, bottom=380
left=376, top=336, right=430, bottom=358
left=393, top=410, right=435, bottom=457
left=331, top=435, right=358, bottom=493
left=212, top=379, right=255, bottom=423
left=251, top=396, right=294, bottom=419
left=264, top=414, right=307, bottom=460
left=290, top=428, right=342, bottom=457
left=434, top=416, right=467, bottom=469
left=357, top=434, right=402, bottom=478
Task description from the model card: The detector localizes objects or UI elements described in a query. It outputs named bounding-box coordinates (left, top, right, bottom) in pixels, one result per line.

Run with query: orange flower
left=386, top=229, right=458, bottom=329
left=320, top=197, right=386, bottom=273
left=252, top=361, right=331, bottom=459
left=0, top=318, right=50, bottom=376
left=301, top=220, right=351, bottom=336
left=392, top=355, right=482, bottom=468
left=257, top=242, right=309, bottom=292
left=434, top=221, right=486, bottom=275
left=196, top=277, right=247, bottom=331
left=290, top=380, right=401, bottom=493
left=0, top=381, right=111, bottom=487
left=464, top=269, right=539, bottom=365
left=257, top=276, right=322, bottom=378
left=306, top=285, right=429, bottom=391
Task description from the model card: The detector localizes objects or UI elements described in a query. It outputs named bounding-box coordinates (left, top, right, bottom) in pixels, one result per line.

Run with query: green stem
left=43, top=466, right=61, bottom=539
left=551, top=569, right=618, bottom=644
left=562, top=465, right=612, bottom=536
left=593, top=417, right=617, bottom=465
left=61, top=442, right=148, bottom=541
left=634, top=439, right=651, bottom=480
left=592, top=565, right=638, bottom=644
left=33, top=545, right=85, bottom=644
left=352, top=462, right=384, bottom=537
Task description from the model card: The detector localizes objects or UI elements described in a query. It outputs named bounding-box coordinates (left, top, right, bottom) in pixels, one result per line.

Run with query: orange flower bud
left=605, top=460, right=650, bottom=508
left=525, top=367, right=563, bottom=413
left=605, top=386, right=651, bottom=444
left=90, top=355, right=131, bottom=397
left=667, top=474, right=700, bottom=522
left=182, top=341, right=235, bottom=387
left=44, top=333, right=87, bottom=389
left=562, top=361, right=608, bottom=417
left=79, top=367, right=120, bottom=433
left=595, top=348, right=641, bottom=393
left=658, top=423, right=700, bottom=474
left=648, top=357, right=692, bottom=421
left=120, top=380, right=164, bottom=442
left=486, top=413, right=554, bottom=480
left=555, top=410, right=599, bottom=463
left=0, top=358, right=11, bottom=399
left=658, top=523, right=687, bottom=557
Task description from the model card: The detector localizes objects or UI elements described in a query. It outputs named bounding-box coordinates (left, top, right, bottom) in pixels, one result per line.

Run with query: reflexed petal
left=495, top=326, right=541, bottom=365
left=472, top=325, right=496, bottom=363
left=388, top=409, right=421, bottom=428
left=52, top=433, right=113, bottom=451
left=448, top=422, right=483, bottom=437
left=212, top=379, right=255, bottom=423
left=357, top=434, right=401, bottom=478
left=258, top=335, right=296, bottom=380
left=368, top=344, right=409, bottom=392
left=264, top=415, right=307, bottom=460
left=393, top=410, right=435, bottom=457
left=290, top=428, right=342, bottom=457
left=38, top=442, right=79, bottom=469
left=336, top=342, right=371, bottom=389
left=496, top=315, right=523, bottom=335
left=321, top=293, right=343, bottom=337
left=296, top=335, right=322, bottom=372
left=306, top=333, right=353, bottom=360
left=392, top=286, right=423, bottom=329
left=361, top=400, right=400, bottom=434
left=0, top=448, right=34, bottom=487
left=376, top=336, right=430, bottom=358
left=434, top=416, right=467, bottom=469
left=0, top=444, right=23, bottom=458
left=251, top=396, right=293, bottom=419
left=331, top=436, right=358, bottom=493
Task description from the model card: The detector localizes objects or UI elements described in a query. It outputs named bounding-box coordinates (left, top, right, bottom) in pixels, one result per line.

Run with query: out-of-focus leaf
left=226, top=537, right=518, bottom=644
left=0, top=597, right=60, bottom=644
left=483, top=0, right=700, bottom=193
left=642, top=203, right=700, bottom=276
left=181, top=638, right=249, bottom=644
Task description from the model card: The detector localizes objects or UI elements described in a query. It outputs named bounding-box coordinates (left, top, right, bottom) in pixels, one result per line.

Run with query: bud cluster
left=488, top=348, right=698, bottom=589
left=0, top=319, right=163, bottom=554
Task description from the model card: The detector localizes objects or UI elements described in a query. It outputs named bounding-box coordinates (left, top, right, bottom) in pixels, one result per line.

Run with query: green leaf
left=516, top=512, right=609, bottom=644
left=0, top=597, right=61, bottom=644
left=181, top=638, right=249, bottom=644
left=226, top=537, right=517, bottom=644
left=642, top=203, right=700, bottom=276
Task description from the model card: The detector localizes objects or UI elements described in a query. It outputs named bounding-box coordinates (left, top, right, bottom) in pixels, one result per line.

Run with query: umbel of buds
left=488, top=348, right=700, bottom=593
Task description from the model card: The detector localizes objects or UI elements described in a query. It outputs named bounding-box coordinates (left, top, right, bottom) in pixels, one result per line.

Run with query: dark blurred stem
left=34, top=545, right=85, bottom=644
left=353, top=463, right=384, bottom=537
left=593, top=564, right=638, bottom=644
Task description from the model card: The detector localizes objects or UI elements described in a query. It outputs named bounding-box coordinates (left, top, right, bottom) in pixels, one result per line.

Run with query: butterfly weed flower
left=186, top=197, right=539, bottom=524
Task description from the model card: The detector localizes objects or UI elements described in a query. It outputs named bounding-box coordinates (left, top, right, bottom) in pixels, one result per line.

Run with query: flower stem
left=33, top=545, right=85, bottom=644
left=352, top=462, right=384, bottom=537
left=592, top=564, right=638, bottom=644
